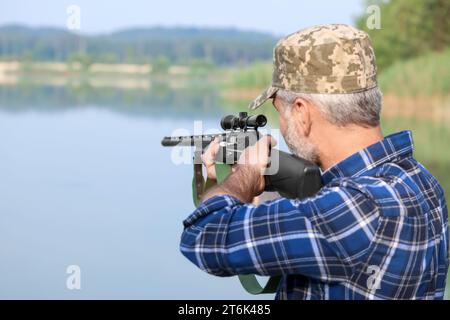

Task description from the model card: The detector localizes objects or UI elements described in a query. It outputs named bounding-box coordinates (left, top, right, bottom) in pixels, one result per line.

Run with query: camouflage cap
left=249, top=24, right=378, bottom=110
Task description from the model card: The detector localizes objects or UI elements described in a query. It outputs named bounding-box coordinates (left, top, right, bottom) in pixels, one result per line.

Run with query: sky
left=0, top=0, right=365, bottom=36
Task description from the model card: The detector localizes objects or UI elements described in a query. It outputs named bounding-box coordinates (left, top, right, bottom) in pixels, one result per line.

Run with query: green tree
left=356, top=0, right=450, bottom=70
left=152, top=55, right=170, bottom=74
left=68, top=52, right=93, bottom=71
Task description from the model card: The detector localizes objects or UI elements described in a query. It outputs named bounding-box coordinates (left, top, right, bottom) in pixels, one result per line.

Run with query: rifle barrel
left=161, top=134, right=225, bottom=147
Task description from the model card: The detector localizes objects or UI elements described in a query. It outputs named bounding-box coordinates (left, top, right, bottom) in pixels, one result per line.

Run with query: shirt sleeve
left=180, top=185, right=379, bottom=282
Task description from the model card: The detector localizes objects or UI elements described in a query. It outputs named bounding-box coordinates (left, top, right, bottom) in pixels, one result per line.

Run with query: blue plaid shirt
left=180, top=131, right=449, bottom=299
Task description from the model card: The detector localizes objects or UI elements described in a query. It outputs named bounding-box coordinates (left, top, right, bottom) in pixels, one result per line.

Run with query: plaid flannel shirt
left=180, top=131, right=449, bottom=299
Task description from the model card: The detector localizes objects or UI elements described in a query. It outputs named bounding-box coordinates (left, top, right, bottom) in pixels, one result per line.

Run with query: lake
left=0, top=84, right=448, bottom=299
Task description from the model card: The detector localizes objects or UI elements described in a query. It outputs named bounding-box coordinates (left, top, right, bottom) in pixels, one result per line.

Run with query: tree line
left=0, top=25, right=276, bottom=66
left=356, top=0, right=450, bottom=70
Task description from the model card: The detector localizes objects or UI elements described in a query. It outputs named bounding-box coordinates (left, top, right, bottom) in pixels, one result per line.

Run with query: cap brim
left=248, top=86, right=278, bottom=110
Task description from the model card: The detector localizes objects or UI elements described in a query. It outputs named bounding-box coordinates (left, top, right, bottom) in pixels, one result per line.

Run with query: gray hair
left=276, top=86, right=383, bottom=127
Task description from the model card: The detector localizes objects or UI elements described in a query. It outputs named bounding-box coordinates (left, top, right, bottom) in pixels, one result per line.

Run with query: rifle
left=161, top=111, right=322, bottom=295
left=161, top=112, right=322, bottom=200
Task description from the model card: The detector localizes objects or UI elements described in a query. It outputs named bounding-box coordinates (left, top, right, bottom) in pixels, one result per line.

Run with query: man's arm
left=180, top=185, right=379, bottom=281
left=201, top=165, right=261, bottom=204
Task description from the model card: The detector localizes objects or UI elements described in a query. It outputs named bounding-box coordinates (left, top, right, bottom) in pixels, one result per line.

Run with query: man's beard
left=284, top=118, right=320, bottom=164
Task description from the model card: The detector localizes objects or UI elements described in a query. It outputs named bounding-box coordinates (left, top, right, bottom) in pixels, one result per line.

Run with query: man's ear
left=292, top=97, right=312, bottom=136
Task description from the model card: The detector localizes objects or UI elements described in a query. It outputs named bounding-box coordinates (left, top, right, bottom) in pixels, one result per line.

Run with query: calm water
left=0, top=85, right=448, bottom=299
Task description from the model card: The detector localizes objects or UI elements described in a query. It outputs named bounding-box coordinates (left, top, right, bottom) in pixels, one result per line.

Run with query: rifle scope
left=220, top=112, right=267, bottom=130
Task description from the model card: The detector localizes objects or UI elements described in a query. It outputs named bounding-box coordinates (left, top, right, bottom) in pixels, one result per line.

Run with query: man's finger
left=203, top=137, right=220, bottom=162
left=209, top=137, right=220, bottom=152
left=258, top=135, right=278, bottom=148
left=268, top=135, right=278, bottom=147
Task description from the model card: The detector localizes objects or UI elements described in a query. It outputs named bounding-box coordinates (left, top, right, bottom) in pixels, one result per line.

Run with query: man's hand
left=201, top=137, right=220, bottom=180
left=235, top=135, right=277, bottom=194
left=200, top=135, right=277, bottom=203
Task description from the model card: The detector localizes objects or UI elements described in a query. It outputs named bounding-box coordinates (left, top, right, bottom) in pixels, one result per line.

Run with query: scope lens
left=255, top=115, right=267, bottom=127
left=246, top=115, right=267, bottom=128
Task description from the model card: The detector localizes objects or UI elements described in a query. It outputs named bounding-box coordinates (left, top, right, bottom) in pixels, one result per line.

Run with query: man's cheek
left=279, top=116, right=287, bottom=137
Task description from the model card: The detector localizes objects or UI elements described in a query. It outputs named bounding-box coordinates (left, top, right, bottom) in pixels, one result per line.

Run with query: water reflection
left=0, top=81, right=224, bottom=119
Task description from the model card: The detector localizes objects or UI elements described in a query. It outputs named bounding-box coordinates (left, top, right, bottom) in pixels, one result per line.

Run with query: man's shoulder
left=325, top=157, right=445, bottom=217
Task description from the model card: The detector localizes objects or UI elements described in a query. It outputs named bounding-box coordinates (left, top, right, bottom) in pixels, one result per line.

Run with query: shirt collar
left=321, top=130, right=414, bottom=185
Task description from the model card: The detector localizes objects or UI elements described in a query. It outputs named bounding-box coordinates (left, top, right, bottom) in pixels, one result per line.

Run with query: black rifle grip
left=264, top=150, right=322, bottom=199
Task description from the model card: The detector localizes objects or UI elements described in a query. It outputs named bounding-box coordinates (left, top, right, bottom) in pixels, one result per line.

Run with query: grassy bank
left=221, top=48, right=450, bottom=98
left=379, top=49, right=450, bottom=97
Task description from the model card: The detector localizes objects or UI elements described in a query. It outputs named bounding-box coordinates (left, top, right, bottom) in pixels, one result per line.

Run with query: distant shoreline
left=0, top=60, right=222, bottom=89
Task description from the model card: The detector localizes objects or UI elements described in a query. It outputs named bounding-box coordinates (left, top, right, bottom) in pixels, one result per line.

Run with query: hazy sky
left=0, top=0, right=364, bottom=36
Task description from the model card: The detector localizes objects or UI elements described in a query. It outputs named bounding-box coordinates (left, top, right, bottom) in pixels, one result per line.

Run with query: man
left=179, top=24, right=449, bottom=299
